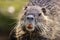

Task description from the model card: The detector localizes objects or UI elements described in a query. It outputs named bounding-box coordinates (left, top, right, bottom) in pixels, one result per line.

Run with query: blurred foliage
left=0, top=13, right=16, bottom=34
left=0, top=0, right=28, bottom=34
left=0, top=0, right=28, bottom=17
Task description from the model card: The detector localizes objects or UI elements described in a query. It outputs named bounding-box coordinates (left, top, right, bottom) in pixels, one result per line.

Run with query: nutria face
left=21, top=6, right=44, bottom=32
left=22, top=6, right=45, bottom=32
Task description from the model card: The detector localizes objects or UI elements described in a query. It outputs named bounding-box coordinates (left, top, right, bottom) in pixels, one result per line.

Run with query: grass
left=0, top=0, right=28, bottom=34
left=0, top=0, right=28, bottom=17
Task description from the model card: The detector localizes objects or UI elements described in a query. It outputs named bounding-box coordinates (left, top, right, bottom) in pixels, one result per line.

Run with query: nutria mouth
left=27, top=24, right=33, bottom=29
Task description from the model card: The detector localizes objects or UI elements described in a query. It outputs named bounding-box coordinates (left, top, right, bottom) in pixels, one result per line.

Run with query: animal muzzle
left=27, top=24, right=33, bottom=29
left=24, top=15, right=36, bottom=32
left=26, top=23, right=35, bottom=32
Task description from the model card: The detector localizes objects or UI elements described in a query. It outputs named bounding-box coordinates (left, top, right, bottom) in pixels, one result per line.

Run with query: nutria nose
left=27, top=17, right=34, bottom=21
left=27, top=24, right=33, bottom=29
left=26, top=15, right=34, bottom=22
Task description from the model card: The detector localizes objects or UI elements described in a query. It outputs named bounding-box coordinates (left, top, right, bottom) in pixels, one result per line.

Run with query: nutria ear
left=24, top=6, right=27, bottom=10
left=42, top=8, right=46, bottom=14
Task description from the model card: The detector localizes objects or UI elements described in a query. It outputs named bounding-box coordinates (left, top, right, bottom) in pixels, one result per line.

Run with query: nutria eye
left=24, top=12, right=27, bottom=15
left=42, top=8, right=46, bottom=14
left=38, top=13, right=41, bottom=16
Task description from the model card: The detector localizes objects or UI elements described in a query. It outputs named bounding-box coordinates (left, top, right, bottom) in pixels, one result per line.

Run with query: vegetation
left=0, top=0, right=28, bottom=34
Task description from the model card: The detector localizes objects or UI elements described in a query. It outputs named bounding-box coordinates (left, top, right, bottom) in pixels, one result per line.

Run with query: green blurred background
left=0, top=0, right=28, bottom=34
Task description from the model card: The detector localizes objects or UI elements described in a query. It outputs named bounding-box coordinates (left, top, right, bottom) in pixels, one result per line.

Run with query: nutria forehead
left=25, top=6, right=43, bottom=16
left=26, top=8, right=40, bottom=13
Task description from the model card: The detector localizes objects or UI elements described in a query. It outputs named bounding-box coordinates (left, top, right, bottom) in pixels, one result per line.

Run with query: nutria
left=9, top=0, right=60, bottom=40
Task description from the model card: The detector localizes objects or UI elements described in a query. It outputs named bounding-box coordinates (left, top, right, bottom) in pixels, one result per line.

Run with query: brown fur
left=9, top=0, right=60, bottom=40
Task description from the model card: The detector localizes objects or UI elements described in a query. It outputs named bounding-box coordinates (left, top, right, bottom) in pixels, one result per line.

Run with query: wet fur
left=9, top=0, right=60, bottom=40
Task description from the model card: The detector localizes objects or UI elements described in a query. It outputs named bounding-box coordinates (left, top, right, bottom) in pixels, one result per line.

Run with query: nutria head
left=19, top=6, right=51, bottom=38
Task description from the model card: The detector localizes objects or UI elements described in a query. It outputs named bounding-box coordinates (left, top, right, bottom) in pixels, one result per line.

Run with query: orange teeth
left=27, top=24, right=33, bottom=29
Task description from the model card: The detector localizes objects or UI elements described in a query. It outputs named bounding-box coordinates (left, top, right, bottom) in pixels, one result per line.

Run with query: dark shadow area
left=0, top=13, right=17, bottom=40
